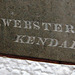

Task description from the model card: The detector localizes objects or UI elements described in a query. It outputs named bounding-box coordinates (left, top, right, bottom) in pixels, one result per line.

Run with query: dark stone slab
left=0, top=0, right=75, bottom=64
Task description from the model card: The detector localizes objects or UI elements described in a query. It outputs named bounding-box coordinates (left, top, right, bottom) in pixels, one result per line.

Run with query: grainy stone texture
left=0, top=0, right=75, bottom=64
left=0, top=57, right=75, bottom=75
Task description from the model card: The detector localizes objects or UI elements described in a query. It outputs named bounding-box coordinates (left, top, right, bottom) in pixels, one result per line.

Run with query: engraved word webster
left=0, top=18, right=75, bottom=50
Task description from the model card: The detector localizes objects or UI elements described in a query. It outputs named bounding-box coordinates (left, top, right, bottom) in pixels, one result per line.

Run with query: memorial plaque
left=0, top=0, right=75, bottom=64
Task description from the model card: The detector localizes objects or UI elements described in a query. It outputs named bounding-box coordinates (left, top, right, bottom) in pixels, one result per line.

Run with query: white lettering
left=54, top=24, right=62, bottom=32
left=14, top=20, right=21, bottom=28
left=1, top=18, right=12, bottom=26
left=69, top=41, right=75, bottom=49
left=33, top=21, right=40, bottom=30
left=48, top=39, right=58, bottom=47
left=14, top=35, right=26, bottom=43
left=42, top=23, right=51, bottom=31
left=59, top=41, right=67, bottom=48
left=65, top=25, right=75, bottom=33
left=24, top=21, right=32, bottom=29
left=26, top=36, right=35, bottom=44
left=36, top=37, right=48, bottom=45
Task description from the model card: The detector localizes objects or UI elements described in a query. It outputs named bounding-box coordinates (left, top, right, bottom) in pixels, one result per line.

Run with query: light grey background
left=0, top=57, right=75, bottom=75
